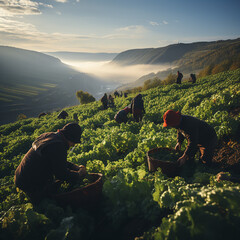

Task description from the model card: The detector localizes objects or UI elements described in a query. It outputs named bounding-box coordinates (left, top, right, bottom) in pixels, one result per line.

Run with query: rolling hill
left=0, top=46, right=110, bottom=125
left=112, top=38, right=240, bottom=91
left=111, top=38, right=240, bottom=69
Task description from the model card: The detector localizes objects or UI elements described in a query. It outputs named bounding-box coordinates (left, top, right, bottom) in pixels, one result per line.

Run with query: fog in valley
left=61, top=60, right=172, bottom=87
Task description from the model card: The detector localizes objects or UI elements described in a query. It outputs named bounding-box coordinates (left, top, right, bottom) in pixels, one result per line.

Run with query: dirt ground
left=213, top=106, right=240, bottom=173
left=213, top=140, right=240, bottom=173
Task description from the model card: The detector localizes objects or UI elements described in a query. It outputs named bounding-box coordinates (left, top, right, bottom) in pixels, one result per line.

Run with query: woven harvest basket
left=147, top=147, right=180, bottom=177
left=54, top=173, right=103, bottom=208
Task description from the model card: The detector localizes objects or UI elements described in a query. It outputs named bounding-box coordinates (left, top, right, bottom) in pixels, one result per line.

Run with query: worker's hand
left=175, top=142, right=181, bottom=151
left=78, top=165, right=87, bottom=178
left=216, top=172, right=231, bottom=182
left=177, top=154, right=188, bottom=167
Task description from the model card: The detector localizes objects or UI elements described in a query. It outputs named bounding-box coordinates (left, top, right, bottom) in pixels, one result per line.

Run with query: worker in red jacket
left=163, top=110, right=218, bottom=167
left=14, top=123, right=86, bottom=204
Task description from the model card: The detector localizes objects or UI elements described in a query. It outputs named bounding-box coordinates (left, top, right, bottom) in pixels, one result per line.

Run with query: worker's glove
left=216, top=172, right=231, bottom=182
left=78, top=165, right=87, bottom=178
left=177, top=154, right=188, bottom=167
left=175, top=142, right=181, bottom=151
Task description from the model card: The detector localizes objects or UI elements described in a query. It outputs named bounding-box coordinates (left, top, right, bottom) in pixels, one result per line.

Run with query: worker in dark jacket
left=114, top=106, right=131, bottom=123
left=108, top=94, right=115, bottom=108
left=189, top=73, right=196, bottom=84
left=163, top=110, right=218, bottom=167
left=131, top=94, right=145, bottom=122
left=177, top=71, right=183, bottom=84
left=14, top=123, right=87, bottom=204
left=58, top=110, right=68, bottom=119
left=101, top=93, right=108, bottom=109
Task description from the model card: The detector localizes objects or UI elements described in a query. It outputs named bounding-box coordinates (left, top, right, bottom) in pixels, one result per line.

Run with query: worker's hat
left=163, top=110, right=181, bottom=127
left=60, top=123, right=82, bottom=143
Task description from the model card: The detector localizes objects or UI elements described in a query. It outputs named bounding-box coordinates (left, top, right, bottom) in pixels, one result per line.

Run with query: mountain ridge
left=111, top=38, right=240, bottom=67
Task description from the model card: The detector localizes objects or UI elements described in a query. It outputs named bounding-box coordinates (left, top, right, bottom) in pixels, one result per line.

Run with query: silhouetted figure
left=177, top=71, right=183, bottom=84
left=14, top=123, right=86, bottom=204
left=108, top=94, right=114, bottom=108
left=163, top=110, right=218, bottom=168
left=189, top=73, right=196, bottom=84
left=58, top=110, right=68, bottom=119
left=114, top=91, right=120, bottom=98
left=73, top=113, right=79, bottom=122
left=114, top=106, right=131, bottom=124
left=101, top=93, right=108, bottom=109
left=38, top=112, right=47, bottom=118
left=124, top=92, right=128, bottom=98
left=131, top=94, right=145, bottom=122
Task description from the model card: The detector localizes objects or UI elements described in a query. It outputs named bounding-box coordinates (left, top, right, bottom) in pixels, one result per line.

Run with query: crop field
left=0, top=69, right=240, bottom=240
left=0, top=83, right=56, bottom=103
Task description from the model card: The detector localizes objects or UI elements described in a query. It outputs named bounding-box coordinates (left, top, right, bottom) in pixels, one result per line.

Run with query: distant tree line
left=76, top=90, right=95, bottom=104
left=198, top=56, right=240, bottom=77
left=124, top=73, right=177, bottom=94
left=124, top=57, right=240, bottom=94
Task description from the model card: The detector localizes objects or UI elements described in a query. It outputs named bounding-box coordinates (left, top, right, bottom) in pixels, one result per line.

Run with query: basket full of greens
left=147, top=147, right=180, bottom=177
left=53, top=173, right=103, bottom=208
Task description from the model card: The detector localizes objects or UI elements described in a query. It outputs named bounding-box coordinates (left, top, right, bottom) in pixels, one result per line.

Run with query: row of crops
left=0, top=69, right=240, bottom=239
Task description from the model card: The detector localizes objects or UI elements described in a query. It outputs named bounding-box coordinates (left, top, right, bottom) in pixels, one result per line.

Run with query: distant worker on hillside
left=14, top=123, right=87, bottom=204
left=101, top=93, right=108, bottom=109
left=114, top=91, right=120, bottom=98
left=176, top=71, right=183, bottom=84
left=73, top=113, right=79, bottom=122
left=108, top=94, right=115, bottom=108
left=189, top=73, right=196, bottom=84
left=114, top=105, right=132, bottom=124
left=58, top=110, right=68, bottom=119
left=162, top=110, right=218, bottom=167
left=131, top=94, right=145, bottom=122
left=38, top=112, right=47, bottom=118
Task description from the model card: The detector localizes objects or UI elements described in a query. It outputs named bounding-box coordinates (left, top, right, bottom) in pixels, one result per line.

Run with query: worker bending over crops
left=162, top=110, right=218, bottom=167
left=114, top=105, right=131, bottom=123
left=14, top=123, right=87, bottom=204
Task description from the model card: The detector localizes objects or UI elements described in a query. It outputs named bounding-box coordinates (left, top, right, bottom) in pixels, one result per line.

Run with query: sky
left=0, top=0, right=240, bottom=53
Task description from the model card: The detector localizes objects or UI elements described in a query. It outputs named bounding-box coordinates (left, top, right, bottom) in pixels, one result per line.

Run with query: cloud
left=100, top=25, right=147, bottom=40
left=149, top=20, right=168, bottom=26
left=0, top=0, right=53, bottom=16
left=0, top=16, right=100, bottom=51
left=0, top=17, right=148, bottom=52
left=54, top=0, right=68, bottom=3
left=149, top=21, right=159, bottom=26
left=0, top=0, right=40, bottom=15
left=39, top=3, right=53, bottom=9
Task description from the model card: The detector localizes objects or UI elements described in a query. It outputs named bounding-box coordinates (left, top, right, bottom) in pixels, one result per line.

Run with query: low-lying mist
left=62, top=60, right=172, bottom=85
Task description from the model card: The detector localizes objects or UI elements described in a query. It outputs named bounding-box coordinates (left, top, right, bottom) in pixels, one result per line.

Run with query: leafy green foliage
left=76, top=90, right=96, bottom=104
left=0, top=69, right=240, bottom=239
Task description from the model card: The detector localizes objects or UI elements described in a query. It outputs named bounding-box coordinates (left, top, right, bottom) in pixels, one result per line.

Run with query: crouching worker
left=114, top=106, right=131, bottom=124
left=14, top=123, right=87, bottom=204
left=162, top=110, right=218, bottom=167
